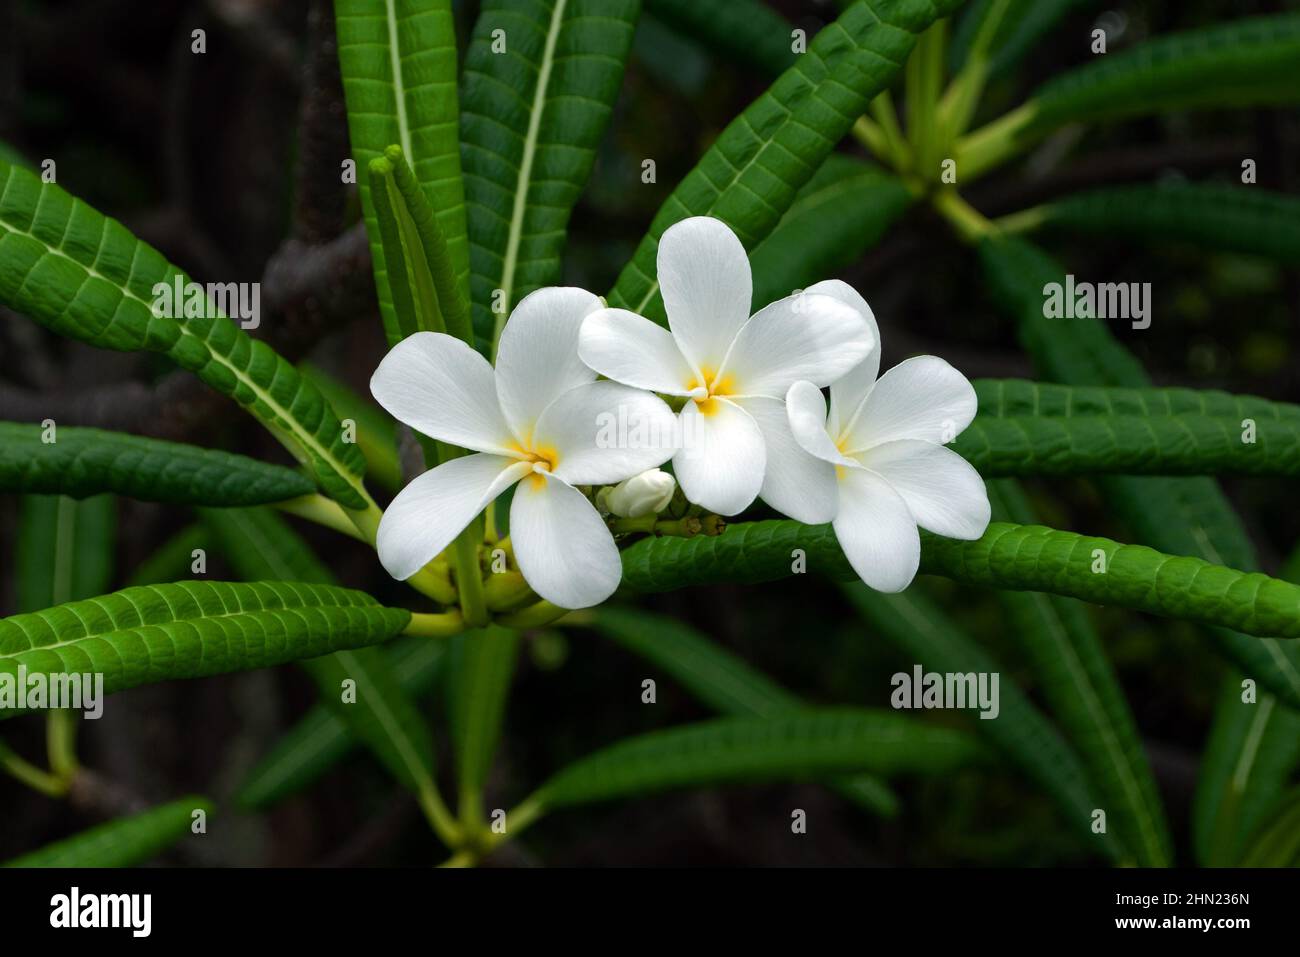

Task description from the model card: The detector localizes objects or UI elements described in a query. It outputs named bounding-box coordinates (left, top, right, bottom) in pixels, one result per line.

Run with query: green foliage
left=589, top=605, right=898, bottom=817
left=3, top=796, right=212, bottom=867
left=532, top=709, right=985, bottom=809
left=0, top=421, right=316, bottom=506
left=298, top=364, right=402, bottom=493
left=843, top=582, right=1124, bottom=861
left=461, top=0, right=641, bottom=347
left=16, top=495, right=115, bottom=613
left=1237, top=786, right=1300, bottom=867
left=607, top=0, right=962, bottom=321
left=236, top=638, right=447, bottom=809
left=748, top=156, right=914, bottom=309
left=446, top=626, right=519, bottom=822
left=986, top=480, right=1169, bottom=865
left=125, top=525, right=207, bottom=588
left=0, top=160, right=369, bottom=509
left=335, top=0, right=469, bottom=342
left=0, top=581, right=410, bottom=718
left=644, top=0, right=797, bottom=76
left=950, top=0, right=1093, bottom=78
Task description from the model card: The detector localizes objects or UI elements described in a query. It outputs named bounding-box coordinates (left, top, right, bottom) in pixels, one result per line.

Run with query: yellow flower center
left=685, top=367, right=737, bottom=417
left=508, top=442, right=559, bottom=490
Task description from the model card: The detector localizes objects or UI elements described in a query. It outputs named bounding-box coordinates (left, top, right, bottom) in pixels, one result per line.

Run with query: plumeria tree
left=1, top=0, right=1299, bottom=867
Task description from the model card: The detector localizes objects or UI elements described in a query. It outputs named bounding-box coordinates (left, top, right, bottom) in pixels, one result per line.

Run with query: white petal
left=658, top=217, right=752, bottom=374
left=672, top=397, right=765, bottom=516
left=535, top=381, right=679, bottom=485
left=832, top=469, right=920, bottom=593
left=578, top=308, right=697, bottom=395
left=510, top=473, right=622, bottom=609
left=859, top=440, right=991, bottom=540
left=720, top=292, right=873, bottom=398
left=841, top=355, right=978, bottom=453
left=494, top=287, right=601, bottom=441
left=805, top=280, right=882, bottom=436
left=785, top=380, right=859, bottom=468
left=737, top=396, right=838, bottom=525
left=370, top=332, right=515, bottom=455
left=377, top=454, right=529, bottom=581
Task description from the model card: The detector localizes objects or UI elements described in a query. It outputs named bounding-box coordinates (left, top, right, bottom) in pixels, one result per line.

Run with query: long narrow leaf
left=3, top=796, right=213, bottom=868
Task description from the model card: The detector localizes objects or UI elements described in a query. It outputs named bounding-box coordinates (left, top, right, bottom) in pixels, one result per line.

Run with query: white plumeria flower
left=370, top=287, right=678, bottom=610
left=578, top=216, right=875, bottom=519
left=784, top=283, right=991, bottom=593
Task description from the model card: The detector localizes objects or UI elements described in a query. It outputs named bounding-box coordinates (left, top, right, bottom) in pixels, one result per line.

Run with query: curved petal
left=494, top=287, right=601, bottom=442
left=376, top=454, right=529, bottom=581
left=737, top=396, right=838, bottom=525
left=786, top=381, right=859, bottom=468
left=578, top=308, right=696, bottom=395
left=805, top=280, right=882, bottom=436
left=672, top=397, right=765, bottom=516
left=510, top=473, right=622, bottom=609
left=658, top=217, right=752, bottom=374
left=536, top=381, right=679, bottom=485
left=832, top=469, right=920, bottom=593
left=720, top=292, right=873, bottom=398
left=370, top=332, right=515, bottom=455
left=841, top=355, right=978, bottom=453
left=859, top=440, right=991, bottom=540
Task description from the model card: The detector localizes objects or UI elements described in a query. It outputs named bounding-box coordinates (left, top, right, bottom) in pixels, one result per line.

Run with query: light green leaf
left=531, top=709, right=985, bottom=809
left=748, top=155, right=914, bottom=309
left=16, top=495, right=116, bottom=613
left=0, top=581, right=410, bottom=719
left=621, top=519, right=1300, bottom=640
left=0, top=421, right=317, bottom=506
left=643, top=0, right=797, bottom=76
left=335, top=0, right=469, bottom=343
left=842, top=583, right=1124, bottom=861
left=980, top=234, right=1300, bottom=707
left=0, top=161, right=369, bottom=510
left=461, top=0, right=640, bottom=348
left=607, top=0, right=962, bottom=321
left=3, top=796, right=213, bottom=868
left=588, top=605, right=898, bottom=817
left=236, top=637, right=447, bottom=809
left=446, top=626, right=519, bottom=823
left=986, top=479, right=1169, bottom=866
left=1020, top=183, right=1300, bottom=264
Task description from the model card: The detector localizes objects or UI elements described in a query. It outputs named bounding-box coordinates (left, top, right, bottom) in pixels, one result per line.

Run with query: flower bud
left=600, top=468, right=677, bottom=518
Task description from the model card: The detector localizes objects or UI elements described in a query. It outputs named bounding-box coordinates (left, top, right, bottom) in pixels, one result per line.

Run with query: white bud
left=602, top=469, right=676, bottom=518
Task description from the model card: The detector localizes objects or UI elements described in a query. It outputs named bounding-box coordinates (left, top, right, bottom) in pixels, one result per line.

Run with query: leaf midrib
left=385, top=0, right=415, bottom=160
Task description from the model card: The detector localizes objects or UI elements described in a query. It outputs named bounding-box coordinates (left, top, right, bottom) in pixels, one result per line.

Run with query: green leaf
left=957, top=380, right=1300, bottom=478
left=531, top=709, right=985, bottom=810
left=1023, top=183, right=1300, bottom=264
left=0, top=161, right=369, bottom=510
left=588, top=605, right=898, bottom=817
left=200, top=507, right=440, bottom=806
left=461, top=0, right=640, bottom=348
left=0, top=421, right=317, bottom=506
left=236, top=637, right=447, bottom=809
left=1193, top=678, right=1300, bottom=866
left=0, top=581, right=410, bottom=719
left=621, top=519, right=1300, bottom=640
left=606, top=0, right=962, bottom=321
left=842, top=583, right=1124, bottom=861
left=986, top=479, right=1169, bottom=865
left=1237, top=785, right=1300, bottom=867
left=980, top=235, right=1300, bottom=707
left=644, top=0, right=797, bottom=76
left=950, top=0, right=1093, bottom=78
left=446, top=626, right=519, bottom=822
left=368, top=145, right=474, bottom=345
left=335, top=0, right=470, bottom=343
left=748, top=156, right=914, bottom=309
left=16, top=495, right=116, bottom=613
left=3, top=796, right=212, bottom=867
left=299, top=363, right=402, bottom=493
left=125, top=524, right=207, bottom=588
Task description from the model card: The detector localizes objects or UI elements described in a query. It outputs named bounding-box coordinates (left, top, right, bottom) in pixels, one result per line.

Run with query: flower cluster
left=371, top=217, right=991, bottom=609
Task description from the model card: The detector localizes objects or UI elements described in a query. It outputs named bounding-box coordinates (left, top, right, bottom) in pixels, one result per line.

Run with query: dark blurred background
left=0, top=0, right=1297, bottom=865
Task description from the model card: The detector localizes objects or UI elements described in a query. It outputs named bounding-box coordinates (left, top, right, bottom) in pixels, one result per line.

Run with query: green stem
left=495, top=600, right=568, bottom=630
left=46, top=710, right=79, bottom=781
left=0, top=738, right=67, bottom=798
left=480, top=794, right=546, bottom=855
left=905, top=21, right=948, bottom=180
left=403, top=610, right=466, bottom=638
left=417, top=781, right=464, bottom=848
left=853, top=116, right=894, bottom=164
left=994, top=204, right=1050, bottom=234
left=938, top=0, right=1013, bottom=141
left=869, top=92, right=911, bottom=169
left=955, top=101, right=1038, bottom=181
left=451, top=530, right=490, bottom=628
left=276, top=494, right=373, bottom=543
left=932, top=189, right=998, bottom=243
